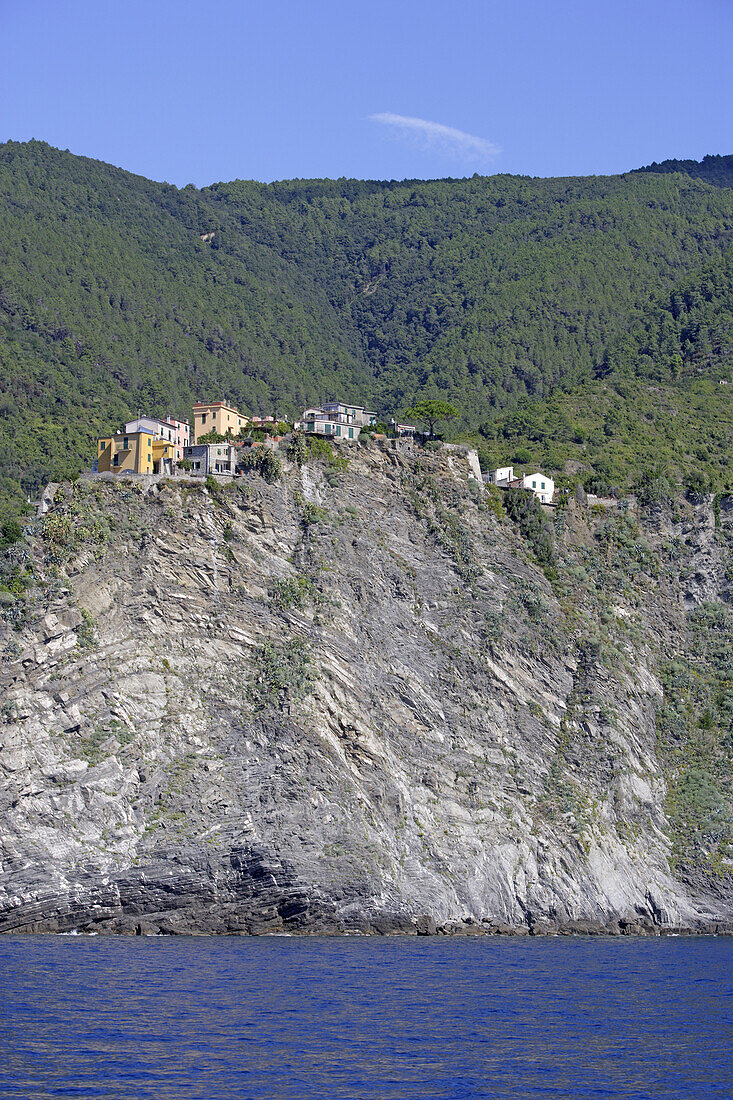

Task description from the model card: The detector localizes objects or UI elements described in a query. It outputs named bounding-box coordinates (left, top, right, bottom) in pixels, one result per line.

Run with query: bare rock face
left=1, top=445, right=731, bottom=935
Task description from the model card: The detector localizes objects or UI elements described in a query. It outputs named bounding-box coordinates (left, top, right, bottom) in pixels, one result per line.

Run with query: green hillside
left=477, top=246, right=733, bottom=493
left=634, top=154, right=733, bottom=189
left=2, top=139, right=733, bottom=516
left=208, top=169, right=733, bottom=411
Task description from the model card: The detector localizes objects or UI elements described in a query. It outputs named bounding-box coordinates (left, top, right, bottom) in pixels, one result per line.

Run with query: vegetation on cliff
left=1, top=142, right=733, bottom=518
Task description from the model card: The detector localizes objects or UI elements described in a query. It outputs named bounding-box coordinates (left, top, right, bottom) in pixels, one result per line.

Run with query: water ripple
left=0, top=936, right=731, bottom=1098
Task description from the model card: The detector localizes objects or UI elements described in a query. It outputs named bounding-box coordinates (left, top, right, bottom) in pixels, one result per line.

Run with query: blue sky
left=2, top=0, right=731, bottom=186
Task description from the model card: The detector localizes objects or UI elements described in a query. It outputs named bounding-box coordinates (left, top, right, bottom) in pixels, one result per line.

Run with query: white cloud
left=369, top=112, right=501, bottom=165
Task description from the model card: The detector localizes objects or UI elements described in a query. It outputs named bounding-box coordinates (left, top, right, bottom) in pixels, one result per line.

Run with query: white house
left=487, top=465, right=554, bottom=503
left=488, top=466, right=516, bottom=486
left=522, top=472, right=554, bottom=504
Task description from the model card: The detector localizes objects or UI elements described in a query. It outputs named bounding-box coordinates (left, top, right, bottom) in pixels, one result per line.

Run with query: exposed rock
left=0, top=447, right=731, bottom=935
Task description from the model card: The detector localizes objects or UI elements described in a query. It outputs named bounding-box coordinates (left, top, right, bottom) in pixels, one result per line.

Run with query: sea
left=1, top=935, right=731, bottom=1099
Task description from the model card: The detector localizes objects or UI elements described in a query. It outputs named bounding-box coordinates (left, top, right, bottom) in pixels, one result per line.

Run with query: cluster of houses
left=96, top=399, right=413, bottom=477
left=486, top=465, right=555, bottom=505
left=96, top=403, right=270, bottom=477
left=95, top=399, right=555, bottom=503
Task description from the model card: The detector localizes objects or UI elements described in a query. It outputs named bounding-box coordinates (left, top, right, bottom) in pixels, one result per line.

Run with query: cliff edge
left=1, top=443, right=732, bottom=935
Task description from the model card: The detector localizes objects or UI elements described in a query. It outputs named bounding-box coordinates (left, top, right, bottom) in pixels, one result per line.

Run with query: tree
left=405, top=399, right=459, bottom=438
left=198, top=430, right=228, bottom=444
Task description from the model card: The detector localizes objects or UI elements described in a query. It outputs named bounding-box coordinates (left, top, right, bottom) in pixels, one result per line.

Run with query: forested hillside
left=479, top=246, right=733, bottom=493
left=634, top=154, right=733, bottom=189
left=1, top=140, right=733, bottom=516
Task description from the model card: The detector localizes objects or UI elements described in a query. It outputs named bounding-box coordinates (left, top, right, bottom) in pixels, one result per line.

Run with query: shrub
left=684, top=470, right=714, bottom=503
left=484, top=485, right=505, bottom=520
left=504, top=488, right=555, bottom=567
left=198, top=430, right=228, bottom=444
left=242, top=447, right=282, bottom=483
left=270, top=573, right=320, bottom=610
left=249, top=639, right=315, bottom=710
left=301, top=501, right=328, bottom=527
left=635, top=470, right=674, bottom=507
left=307, top=436, right=333, bottom=461
left=0, top=520, right=22, bottom=550
left=0, top=537, right=33, bottom=600
left=287, top=432, right=309, bottom=467
left=77, top=608, right=96, bottom=649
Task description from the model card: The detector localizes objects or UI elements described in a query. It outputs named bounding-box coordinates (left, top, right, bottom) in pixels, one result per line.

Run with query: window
left=336, top=426, right=341, bottom=436
left=123, top=437, right=129, bottom=448
left=349, top=427, right=354, bottom=439
left=113, top=454, right=119, bottom=467
left=541, top=481, right=545, bottom=489
left=532, top=480, right=537, bottom=488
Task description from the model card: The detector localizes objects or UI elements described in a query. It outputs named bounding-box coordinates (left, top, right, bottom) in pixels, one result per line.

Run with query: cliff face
left=1, top=444, right=732, bottom=935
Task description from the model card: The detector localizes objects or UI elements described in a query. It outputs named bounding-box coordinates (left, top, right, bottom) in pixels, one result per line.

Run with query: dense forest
left=634, top=153, right=733, bottom=189
left=1, top=140, right=733, bottom=517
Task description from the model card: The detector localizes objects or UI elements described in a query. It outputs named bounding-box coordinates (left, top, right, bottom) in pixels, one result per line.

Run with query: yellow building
left=152, top=439, right=175, bottom=474
left=193, top=401, right=249, bottom=442
left=97, top=431, right=155, bottom=474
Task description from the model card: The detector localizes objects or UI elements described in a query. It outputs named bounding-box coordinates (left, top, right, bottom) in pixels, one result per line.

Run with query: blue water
left=0, top=936, right=731, bottom=1099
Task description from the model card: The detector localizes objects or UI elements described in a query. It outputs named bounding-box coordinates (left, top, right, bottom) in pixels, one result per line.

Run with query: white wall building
left=489, top=466, right=515, bottom=486
left=522, top=472, right=555, bottom=504
left=487, top=465, right=554, bottom=503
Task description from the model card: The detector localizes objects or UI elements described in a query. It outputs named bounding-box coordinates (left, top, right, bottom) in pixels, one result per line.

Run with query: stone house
left=183, top=443, right=237, bottom=475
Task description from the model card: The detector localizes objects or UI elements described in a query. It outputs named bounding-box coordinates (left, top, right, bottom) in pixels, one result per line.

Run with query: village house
left=193, top=401, right=249, bottom=442
left=320, top=401, right=377, bottom=427
left=522, top=471, right=555, bottom=504
left=300, top=400, right=377, bottom=441
left=125, top=415, right=191, bottom=463
left=488, top=466, right=515, bottom=487
left=97, top=430, right=155, bottom=474
left=183, top=442, right=237, bottom=476
left=487, top=465, right=555, bottom=504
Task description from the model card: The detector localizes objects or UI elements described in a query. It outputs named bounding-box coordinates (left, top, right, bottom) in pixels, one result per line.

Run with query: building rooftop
left=193, top=401, right=241, bottom=410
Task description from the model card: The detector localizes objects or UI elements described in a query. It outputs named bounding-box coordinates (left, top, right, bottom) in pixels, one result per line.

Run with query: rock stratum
left=1, top=444, right=732, bottom=935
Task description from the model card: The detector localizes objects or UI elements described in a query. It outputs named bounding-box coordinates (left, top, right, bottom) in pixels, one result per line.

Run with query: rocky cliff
left=1, top=443, right=732, bottom=935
